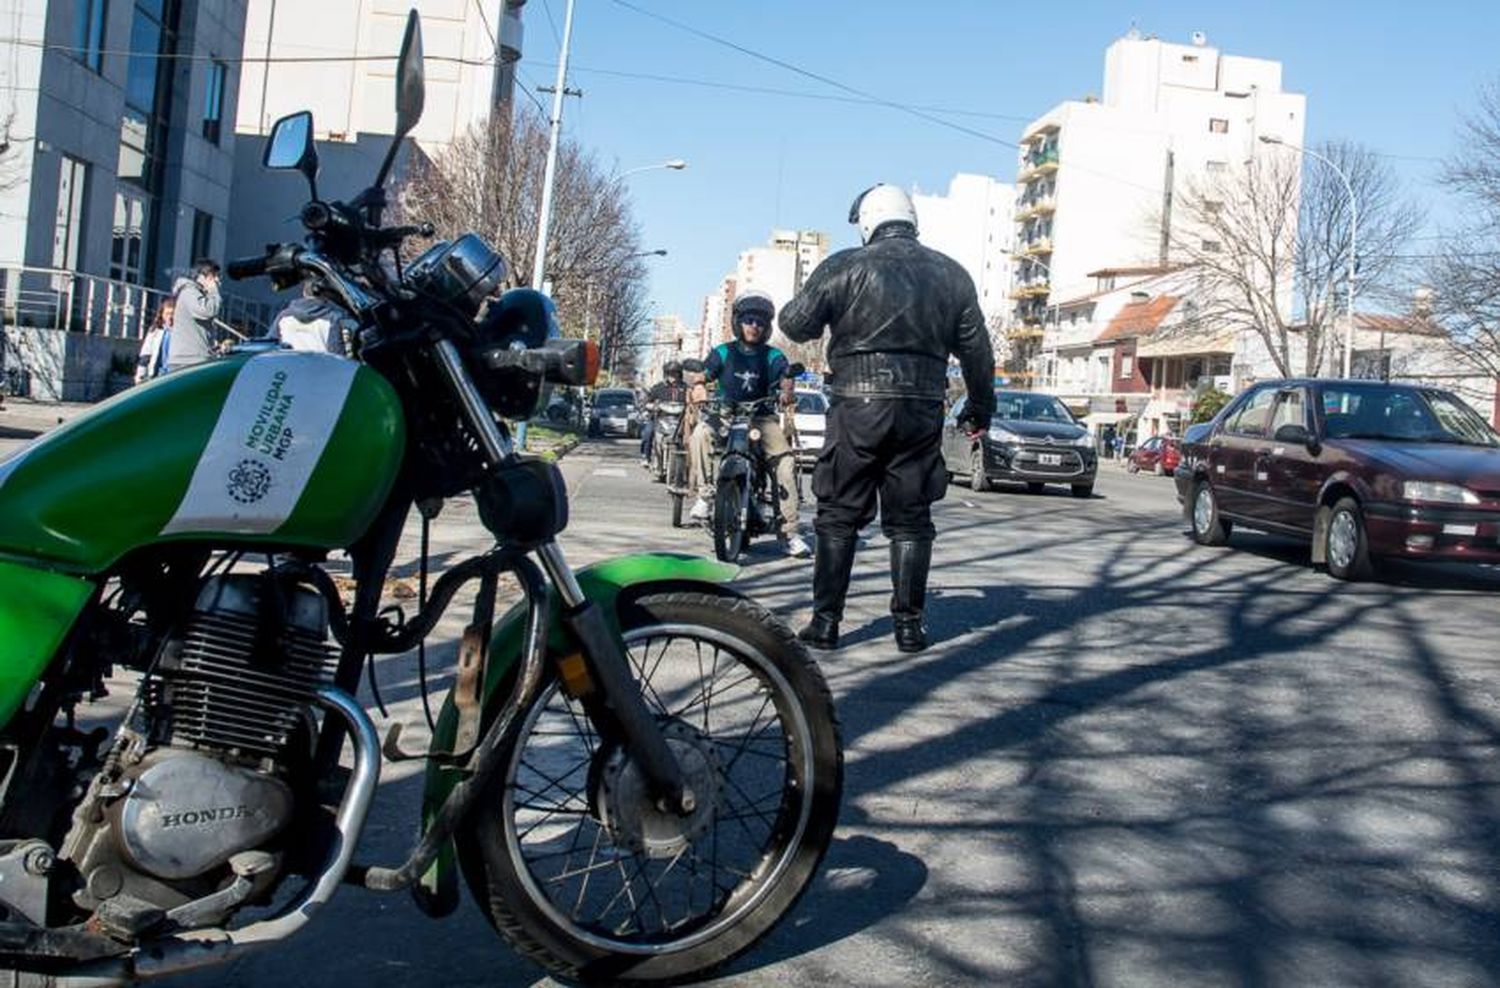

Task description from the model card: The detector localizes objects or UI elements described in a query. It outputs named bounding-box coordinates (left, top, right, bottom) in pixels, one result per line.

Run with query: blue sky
left=518, top=0, right=1497, bottom=327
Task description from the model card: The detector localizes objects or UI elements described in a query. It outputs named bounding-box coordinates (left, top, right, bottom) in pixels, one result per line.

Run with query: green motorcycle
left=0, top=14, right=840, bottom=986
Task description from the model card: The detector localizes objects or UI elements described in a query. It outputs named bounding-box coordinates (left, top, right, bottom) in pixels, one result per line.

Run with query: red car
left=1128, top=436, right=1181, bottom=475
left=1175, top=379, right=1500, bottom=580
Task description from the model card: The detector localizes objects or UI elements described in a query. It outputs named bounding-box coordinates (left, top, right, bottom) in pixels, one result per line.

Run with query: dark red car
left=1128, top=436, right=1181, bottom=475
left=1175, top=379, right=1500, bottom=580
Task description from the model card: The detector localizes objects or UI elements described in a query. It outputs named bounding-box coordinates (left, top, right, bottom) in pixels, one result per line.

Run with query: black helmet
left=731, top=290, right=775, bottom=342
left=664, top=360, right=683, bottom=378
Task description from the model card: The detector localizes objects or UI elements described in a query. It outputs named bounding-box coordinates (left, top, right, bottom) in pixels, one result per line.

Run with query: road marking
left=592, top=467, right=628, bottom=478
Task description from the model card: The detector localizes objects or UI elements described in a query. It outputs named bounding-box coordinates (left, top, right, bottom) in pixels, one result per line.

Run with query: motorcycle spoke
left=571, top=823, right=608, bottom=922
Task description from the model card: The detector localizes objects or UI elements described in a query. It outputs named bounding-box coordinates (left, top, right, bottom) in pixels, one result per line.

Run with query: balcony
left=1017, top=149, right=1060, bottom=184
left=1022, top=237, right=1053, bottom=257
left=1008, top=325, right=1046, bottom=340
left=1014, top=197, right=1056, bottom=222
left=1008, top=281, right=1051, bottom=300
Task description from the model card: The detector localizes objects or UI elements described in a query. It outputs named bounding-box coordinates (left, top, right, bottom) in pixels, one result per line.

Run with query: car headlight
left=1402, top=480, right=1480, bottom=505
left=1072, top=433, right=1095, bottom=448
left=988, top=425, right=1022, bottom=444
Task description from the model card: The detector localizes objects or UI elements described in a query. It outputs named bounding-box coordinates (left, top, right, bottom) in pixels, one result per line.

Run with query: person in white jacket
left=134, top=298, right=174, bottom=384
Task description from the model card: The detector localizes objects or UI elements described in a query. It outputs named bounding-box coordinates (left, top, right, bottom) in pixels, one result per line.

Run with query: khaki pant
left=690, top=416, right=800, bottom=537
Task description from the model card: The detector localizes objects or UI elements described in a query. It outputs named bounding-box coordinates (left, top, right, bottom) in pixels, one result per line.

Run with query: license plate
left=1038, top=453, right=1062, bottom=466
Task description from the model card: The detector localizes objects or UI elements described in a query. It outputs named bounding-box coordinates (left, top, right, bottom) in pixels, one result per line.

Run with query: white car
left=791, top=389, right=828, bottom=467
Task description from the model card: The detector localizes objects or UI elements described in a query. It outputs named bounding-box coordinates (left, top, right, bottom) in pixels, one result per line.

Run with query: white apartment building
left=646, top=313, right=689, bottom=382
left=697, top=286, right=727, bottom=355
left=733, top=229, right=829, bottom=354
left=236, top=0, right=522, bottom=148
left=1010, top=30, right=1306, bottom=381
left=227, top=0, right=524, bottom=308
left=913, top=173, right=1013, bottom=331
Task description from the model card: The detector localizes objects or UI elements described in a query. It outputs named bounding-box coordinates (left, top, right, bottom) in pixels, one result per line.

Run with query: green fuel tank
left=0, top=351, right=405, bottom=574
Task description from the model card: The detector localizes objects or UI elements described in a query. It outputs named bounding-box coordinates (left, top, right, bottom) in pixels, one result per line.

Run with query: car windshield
left=795, top=392, right=827, bottom=414
left=595, top=390, right=633, bottom=410
left=993, top=392, right=1074, bottom=423
left=1321, top=385, right=1500, bottom=446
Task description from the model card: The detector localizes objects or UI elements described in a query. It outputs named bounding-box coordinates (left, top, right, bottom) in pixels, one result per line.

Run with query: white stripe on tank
left=162, top=352, right=358, bottom=536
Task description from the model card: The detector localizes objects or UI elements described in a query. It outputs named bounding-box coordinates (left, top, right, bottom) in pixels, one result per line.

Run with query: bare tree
left=1428, top=82, right=1500, bottom=379
left=396, top=108, right=652, bottom=371
left=1165, top=141, right=1417, bottom=378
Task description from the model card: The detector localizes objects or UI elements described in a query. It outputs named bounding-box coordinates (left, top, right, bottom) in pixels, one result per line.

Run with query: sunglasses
left=739, top=315, right=769, bottom=328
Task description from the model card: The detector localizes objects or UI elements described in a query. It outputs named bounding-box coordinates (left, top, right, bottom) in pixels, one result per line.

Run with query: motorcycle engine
left=62, top=573, right=340, bottom=926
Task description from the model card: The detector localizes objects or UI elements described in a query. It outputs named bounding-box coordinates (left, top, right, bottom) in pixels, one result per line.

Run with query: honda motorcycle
left=0, top=14, right=841, bottom=986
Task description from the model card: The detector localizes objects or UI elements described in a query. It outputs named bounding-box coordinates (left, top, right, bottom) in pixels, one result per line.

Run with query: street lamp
left=618, top=159, right=688, bottom=181
left=1259, top=134, right=1358, bottom=378
left=627, top=249, right=668, bottom=259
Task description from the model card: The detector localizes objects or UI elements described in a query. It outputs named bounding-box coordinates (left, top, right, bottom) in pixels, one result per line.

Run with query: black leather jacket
left=779, top=226, right=995, bottom=429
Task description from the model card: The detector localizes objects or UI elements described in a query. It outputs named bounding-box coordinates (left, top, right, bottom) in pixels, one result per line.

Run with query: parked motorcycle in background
left=0, top=13, right=841, bottom=986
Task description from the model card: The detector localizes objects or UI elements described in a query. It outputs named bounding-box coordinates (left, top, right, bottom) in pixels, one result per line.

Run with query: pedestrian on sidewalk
left=780, top=183, right=995, bottom=653
left=165, top=259, right=222, bottom=372
left=134, top=298, right=174, bottom=384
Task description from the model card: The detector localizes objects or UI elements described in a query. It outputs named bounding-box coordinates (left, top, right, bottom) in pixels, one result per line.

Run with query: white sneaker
left=780, top=533, right=812, bottom=558
left=688, top=497, right=712, bottom=523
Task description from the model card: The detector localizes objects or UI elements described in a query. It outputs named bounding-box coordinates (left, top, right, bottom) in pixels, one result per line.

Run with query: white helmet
left=849, top=183, right=918, bottom=244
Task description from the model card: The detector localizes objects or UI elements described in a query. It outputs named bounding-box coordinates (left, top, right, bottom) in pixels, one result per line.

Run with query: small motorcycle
left=646, top=399, right=684, bottom=484
left=702, top=398, right=789, bottom=563
left=0, top=14, right=841, bottom=987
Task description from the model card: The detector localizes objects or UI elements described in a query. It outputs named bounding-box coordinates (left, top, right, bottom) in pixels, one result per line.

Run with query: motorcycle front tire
left=457, top=591, right=843, bottom=985
left=712, top=474, right=748, bottom=563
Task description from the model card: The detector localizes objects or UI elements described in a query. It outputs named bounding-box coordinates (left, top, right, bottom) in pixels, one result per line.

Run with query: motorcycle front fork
left=435, top=340, right=693, bottom=815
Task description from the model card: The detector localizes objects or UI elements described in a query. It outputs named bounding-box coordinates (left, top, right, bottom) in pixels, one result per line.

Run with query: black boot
left=798, top=535, right=856, bottom=650
left=889, top=538, right=933, bottom=653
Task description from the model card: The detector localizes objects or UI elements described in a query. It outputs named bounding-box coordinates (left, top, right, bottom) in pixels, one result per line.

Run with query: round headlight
left=406, top=233, right=507, bottom=315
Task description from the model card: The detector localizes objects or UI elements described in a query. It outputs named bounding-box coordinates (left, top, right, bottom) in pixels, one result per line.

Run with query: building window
left=110, top=190, right=148, bottom=284
left=1201, top=239, right=1222, bottom=253
left=1209, top=118, right=1229, bottom=134
left=1120, top=354, right=1134, bottom=379
left=53, top=157, right=88, bottom=272
left=202, top=60, right=226, bottom=143
left=190, top=209, right=213, bottom=261
left=74, top=0, right=107, bottom=72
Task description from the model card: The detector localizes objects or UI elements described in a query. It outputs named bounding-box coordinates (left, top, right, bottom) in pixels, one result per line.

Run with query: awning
left=1082, top=411, right=1135, bottom=425
left=1137, top=333, right=1234, bottom=358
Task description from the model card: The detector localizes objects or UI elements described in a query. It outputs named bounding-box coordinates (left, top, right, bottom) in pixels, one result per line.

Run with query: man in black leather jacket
left=780, top=183, right=995, bottom=652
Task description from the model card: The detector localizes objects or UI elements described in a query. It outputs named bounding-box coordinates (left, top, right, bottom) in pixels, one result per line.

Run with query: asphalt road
left=7, top=428, right=1500, bottom=986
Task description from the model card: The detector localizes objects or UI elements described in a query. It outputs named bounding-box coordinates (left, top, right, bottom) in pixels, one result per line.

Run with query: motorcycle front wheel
left=459, top=592, right=843, bottom=984
left=712, top=475, right=748, bottom=562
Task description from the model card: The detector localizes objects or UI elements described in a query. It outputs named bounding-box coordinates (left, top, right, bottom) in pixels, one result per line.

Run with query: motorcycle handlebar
left=226, top=254, right=270, bottom=280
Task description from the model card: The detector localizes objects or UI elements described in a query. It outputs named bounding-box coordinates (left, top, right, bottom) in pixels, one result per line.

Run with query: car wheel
left=1325, top=497, right=1376, bottom=581
left=1071, top=482, right=1094, bottom=499
left=1190, top=480, right=1231, bottom=546
left=1127, top=460, right=1140, bottom=474
left=969, top=447, right=988, bottom=492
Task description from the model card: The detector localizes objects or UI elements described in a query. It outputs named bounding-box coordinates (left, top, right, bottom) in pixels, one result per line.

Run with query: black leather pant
left=811, top=396, right=947, bottom=542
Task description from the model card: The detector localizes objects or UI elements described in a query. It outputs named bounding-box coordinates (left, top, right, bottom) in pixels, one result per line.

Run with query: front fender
left=415, top=552, right=739, bottom=914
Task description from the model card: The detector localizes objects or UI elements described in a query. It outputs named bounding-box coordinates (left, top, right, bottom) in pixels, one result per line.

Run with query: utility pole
left=531, top=0, right=577, bottom=291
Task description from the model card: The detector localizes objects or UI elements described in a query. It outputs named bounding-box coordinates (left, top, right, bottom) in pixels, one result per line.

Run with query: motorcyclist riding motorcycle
left=639, top=359, right=687, bottom=467
left=687, top=291, right=811, bottom=558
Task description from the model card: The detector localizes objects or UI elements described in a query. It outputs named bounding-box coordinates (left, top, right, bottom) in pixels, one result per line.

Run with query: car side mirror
left=1274, top=423, right=1316, bottom=448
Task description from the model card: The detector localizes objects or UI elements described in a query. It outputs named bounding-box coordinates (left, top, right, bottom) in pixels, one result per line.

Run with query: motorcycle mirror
left=788, top=362, right=807, bottom=377
left=680, top=358, right=706, bottom=374
left=263, top=110, right=320, bottom=200
left=374, top=10, right=425, bottom=190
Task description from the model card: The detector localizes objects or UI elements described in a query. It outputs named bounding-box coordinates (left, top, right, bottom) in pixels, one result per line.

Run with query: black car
left=943, top=389, right=1098, bottom=497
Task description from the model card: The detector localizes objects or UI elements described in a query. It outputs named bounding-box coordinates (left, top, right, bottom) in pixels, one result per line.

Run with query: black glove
left=959, top=411, right=991, bottom=437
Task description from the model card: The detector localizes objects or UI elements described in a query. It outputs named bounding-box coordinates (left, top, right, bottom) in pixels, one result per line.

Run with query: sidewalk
left=0, top=397, right=97, bottom=438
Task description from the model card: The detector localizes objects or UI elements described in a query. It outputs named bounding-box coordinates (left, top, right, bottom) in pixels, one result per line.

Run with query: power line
left=535, top=61, right=1037, bottom=122
left=607, top=0, right=1165, bottom=196
left=472, top=0, right=497, bottom=57
left=537, top=0, right=564, bottom=49
left=0, top=36, right=494, bottom=66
